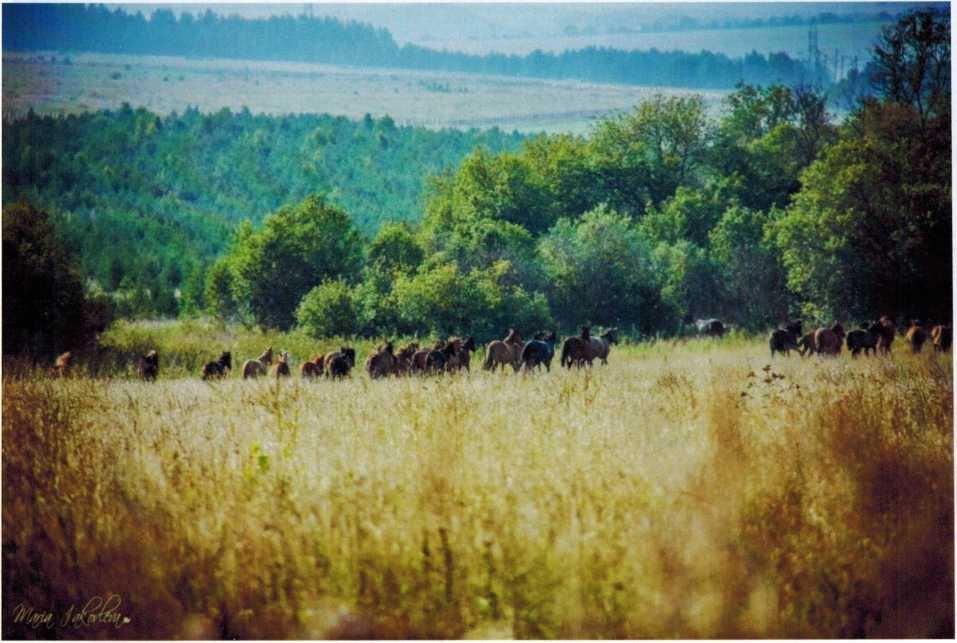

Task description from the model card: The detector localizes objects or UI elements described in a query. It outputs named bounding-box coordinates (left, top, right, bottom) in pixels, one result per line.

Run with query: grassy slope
left=3, top=328, right=953, bottom=638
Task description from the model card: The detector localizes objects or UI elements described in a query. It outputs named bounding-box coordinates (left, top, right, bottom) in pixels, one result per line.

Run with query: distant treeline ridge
left=4, top=3, right=829, bottom=89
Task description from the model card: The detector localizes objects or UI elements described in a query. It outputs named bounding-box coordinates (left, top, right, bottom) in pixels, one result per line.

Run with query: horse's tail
left=521, top=342, right=533, bottom=364
left=561, top=340, right=571, bottom=367
left=483, top=346, right=494, bottom=371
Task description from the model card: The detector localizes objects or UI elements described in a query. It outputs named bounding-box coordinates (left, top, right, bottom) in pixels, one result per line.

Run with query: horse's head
left=601, top=328, right=619, bottom=344
left=220, top=351, right=232, bottom=369
left=342, top=347, right=356, bottom=366
left=580, top=326, right=591, bottom=340
left=463, top=336, right=476, bottom=352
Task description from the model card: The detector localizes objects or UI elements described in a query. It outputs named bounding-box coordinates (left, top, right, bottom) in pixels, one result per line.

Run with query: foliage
left=296, top=279, right=358, bottom=339
left=227, top=195, right=363, bottom=330
left=2, top=202, right=111, bottom=358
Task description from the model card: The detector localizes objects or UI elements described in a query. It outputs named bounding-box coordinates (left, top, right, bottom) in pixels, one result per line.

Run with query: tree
left=871, top=9, right=950, bottom=121
left=296, top=279, right=357, bottom=338
left=229, top=194, right=363, bottom=329
left=366, top=221, right=424, bottom=275
left=2, top=202, right=104, bottom=358
left=538, top=205, right=658, bottom=331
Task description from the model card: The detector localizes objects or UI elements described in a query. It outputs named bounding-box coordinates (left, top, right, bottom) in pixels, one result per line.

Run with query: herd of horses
left=767, top=316, right=952, bottom=358
left=190, top=327, right=619, bottom=383
left=45, top=316, right=949, bottom=382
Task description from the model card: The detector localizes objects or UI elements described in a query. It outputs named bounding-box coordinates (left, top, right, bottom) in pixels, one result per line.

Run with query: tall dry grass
left=2, top=336, right=952, bottom=638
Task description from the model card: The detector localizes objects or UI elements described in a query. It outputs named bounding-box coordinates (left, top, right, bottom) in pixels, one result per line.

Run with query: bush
left=296, top=279, right=357, bottom=338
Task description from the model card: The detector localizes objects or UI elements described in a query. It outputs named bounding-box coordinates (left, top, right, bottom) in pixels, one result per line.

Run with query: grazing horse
left=521, top=331, right=558, bottom=372
left=845, top=323, right=881, bottom=357
left=269, top=351, right=291, bottom=377
left=366, top=341, right=397, bottom=379
left=931, top=325, right=952, bottom=352
left=814, top=324, right=845, bottom=356
left=242, top=346, right=273, bottom=379
left=875, top=315, right=896, bottom=354
left=324, top=347, right=356, bottom=379
left=139, top=350, right=159, bottom=381
left=561, top=326, right=595, bottom=368
left=51, top=351, right=73, bottom=378
left=393, top=342, right=419, bottom=376
left=696, top=318, right=726, bottom=338
left=483, top=329, right=523, bottom=372
left=201, top=351, right=232, bottom=380
left=905, top=321, right=928, bottom=353
left=588, top=328, right=619, bottom=365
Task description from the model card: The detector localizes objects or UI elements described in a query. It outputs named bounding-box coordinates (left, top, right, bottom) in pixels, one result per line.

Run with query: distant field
left=416, top=20, right=888, bottom=65
left=2, top=51, right=728, bottom=134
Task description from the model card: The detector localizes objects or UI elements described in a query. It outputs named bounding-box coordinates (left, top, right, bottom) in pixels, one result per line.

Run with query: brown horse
left=905, top=321, right=928, bottom=353
left=201, top=351, right=232, bottom=380
left=931, top=324, right=952, bottom=352
left=814, top=323, right=845, bottom=356
left=588, top=328, right=619, bottom=365
left=300, top=360, right=323, bottom=378
left=875, top=315, right=896, bottom=354
left=242, top=346, right=274, bottom=379
left=51, top=351, right=73, bottom=378
left=561, top=326, right=595, bottom=368
left=139, top=350, right=159, bottom=381
left=366, top=341, right=397, bottom=379
left=324, top=347, right=356, bottom=379
left=269, top=351, right=291, bottom=377
left=393, top=342, right=419, bottom=376
left=483, top=329, right=522, bottom=372
left=797, top=332, right=817, bottom=356
left=444, top=336, right=477, bottom=372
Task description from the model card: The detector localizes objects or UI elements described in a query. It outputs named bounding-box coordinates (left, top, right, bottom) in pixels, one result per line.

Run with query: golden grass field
left=1, top=52, right=728, bottom=134
left=2, top=322, right=953, bottom=638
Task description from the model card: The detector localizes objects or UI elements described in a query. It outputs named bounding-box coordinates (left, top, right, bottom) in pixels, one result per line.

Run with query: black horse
left=201, top=351, right=232, bottom=380
left=522, top=331, right=558, bottom=372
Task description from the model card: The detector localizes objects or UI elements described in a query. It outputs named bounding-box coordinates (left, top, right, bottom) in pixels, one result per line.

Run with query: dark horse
left=139, top=349, right=159, bottom=381
left=521, top=331, right=558, bottom=372
left=201, top=351, right=232, bottom=380
left=561, top=327, right=593, bottom=368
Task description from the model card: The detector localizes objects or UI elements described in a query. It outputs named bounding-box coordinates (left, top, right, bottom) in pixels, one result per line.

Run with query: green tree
left=296, top=278, right=357, bottom=338
left=2, top=201, right=103, bottom=357
left=366, top=221, right=424, bottom=275
left=229, top=194, right=363, bottom=329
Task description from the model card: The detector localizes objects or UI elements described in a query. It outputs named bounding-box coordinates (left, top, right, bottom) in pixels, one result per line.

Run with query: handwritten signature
left=12, top=594, right=131, bottom=630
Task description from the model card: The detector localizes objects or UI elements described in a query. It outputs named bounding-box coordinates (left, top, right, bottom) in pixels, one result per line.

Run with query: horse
left=845, top=323, right=881, bottom=357
left=242, top=346, right=273, bottom=379
left=561, top=326, right=595, bottom=368
left=931, top=324, right=952, bottom=352
left=521, top=331, right=558, bottom=372
left=300, top=360, right=323, bottom=378
left=139, top=350, right=159, bottom=381
left=769, top=329, right=800, bottom=357
left=51, top=351, right=73, bottom=378
left=695, top=318, right=726, bottom=338
left=814, top=323, right=845, bottom=356
left=201, top=351, right=232, bottom=380
left=875, top=315, right=896, bottom=354
left=797, top=332, right=817, bottom=356
left=588, top=328, right=618, bottom=365
left=905, top=321, right=928, bottom=353
left=393, top=342, right=419, bottom=376
left=446, top=336, right=477, bottom=372
left=324, top=347, right=356, bottom=379
left=366, top=341, right=396, bottom=379
left=483, top=329, right=523, bottom=372
left=270, top=351, right=290, bottom=377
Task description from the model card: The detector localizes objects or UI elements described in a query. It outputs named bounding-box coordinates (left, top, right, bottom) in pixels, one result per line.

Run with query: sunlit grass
left=2, top=333, right=953, bottom=638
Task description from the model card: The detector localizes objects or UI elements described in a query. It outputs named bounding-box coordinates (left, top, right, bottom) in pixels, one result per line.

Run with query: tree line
left=4, top=10, right=949, bottom=357
left=3, top=3, right=831, bottom=89
left=3, top=106, right=522, bottom=318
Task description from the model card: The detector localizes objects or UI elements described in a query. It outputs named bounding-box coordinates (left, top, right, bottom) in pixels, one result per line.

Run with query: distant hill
left=3, top=3, right=828, bottom=89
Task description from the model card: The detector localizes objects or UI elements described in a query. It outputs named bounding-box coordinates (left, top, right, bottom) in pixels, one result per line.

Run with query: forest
left=3, top=10, right=950, bottom=357
left=3, top=3, right=833, bottom=89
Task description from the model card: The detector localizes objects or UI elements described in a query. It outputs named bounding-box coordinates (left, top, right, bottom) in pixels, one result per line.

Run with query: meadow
left=2, top=320, right=953, bottom=638
left=1, top=52, right=727, bottom=134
